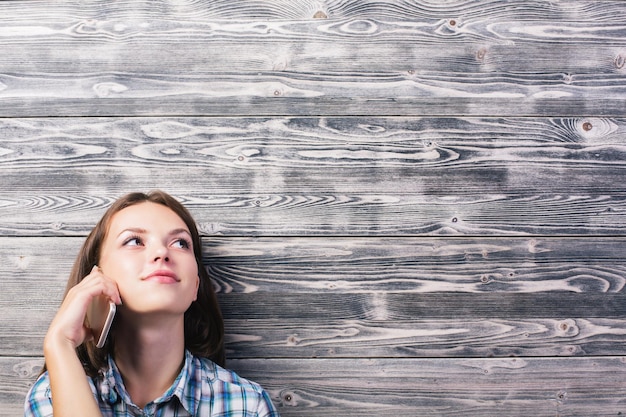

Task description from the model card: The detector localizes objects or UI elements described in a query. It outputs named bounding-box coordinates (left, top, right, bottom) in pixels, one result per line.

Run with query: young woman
left=25, top=191, right=279, bottom=416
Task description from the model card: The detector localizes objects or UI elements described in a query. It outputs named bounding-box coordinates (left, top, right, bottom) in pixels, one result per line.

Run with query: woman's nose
left=152, top=245, right=170, bottom=262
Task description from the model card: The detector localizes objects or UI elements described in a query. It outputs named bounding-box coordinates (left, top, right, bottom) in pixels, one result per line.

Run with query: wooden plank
left=0, top=74, right=623, bottom=118
left=7, top=293, right=626, bottom=357
left=2, top=117, right=625, bottom=173
left=2, top=0, right=625, bottom=22
left=0, top=357, right=41, bottom=417
left=218, top=293, right=626, bottom=320
left=223, top=317, right=626, bottom=359
left=3, top=16, right=625, bottom=74
left=0, top=1, right=624, bottom=116
left=3, top=236, right=626, bottom=357
left=1, top=192, right=626, bottom=237
left=1, top=117, right=625, bottom=236
left=203, top=236, right=626, bottom=293
left=5, top=356, right=626, bottom=416
left=5, top=237, right=626, bottom=295
left=3, top=1, right=624, bottom=74
left=228, top=357, right=626, bottom=416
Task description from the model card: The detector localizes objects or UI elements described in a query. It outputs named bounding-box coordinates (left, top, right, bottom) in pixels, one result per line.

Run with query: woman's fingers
left=45, top=267, right=120, bottom=349
left=89, top=265, right=122, bottom=305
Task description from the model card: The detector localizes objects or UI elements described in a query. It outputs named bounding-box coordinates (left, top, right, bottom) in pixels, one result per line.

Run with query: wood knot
left=582, top=121, right=593, bottom=131
left=281, top=391, right=297, bottom=406
left=313, top=10, right=328, bottom=19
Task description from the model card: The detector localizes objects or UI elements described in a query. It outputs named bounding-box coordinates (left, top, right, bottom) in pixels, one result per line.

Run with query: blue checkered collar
left=98, top=349, right=201, bottom=414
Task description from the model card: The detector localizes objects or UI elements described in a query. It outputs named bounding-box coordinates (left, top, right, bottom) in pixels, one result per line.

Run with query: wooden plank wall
left=1, top=0, right=625, bottom=415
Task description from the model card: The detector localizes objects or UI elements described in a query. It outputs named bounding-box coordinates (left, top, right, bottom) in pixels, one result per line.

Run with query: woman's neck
left=112, top=314, right=186, bottom=409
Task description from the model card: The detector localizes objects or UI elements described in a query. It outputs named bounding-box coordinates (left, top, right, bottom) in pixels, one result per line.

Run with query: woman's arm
left=44, top=338, right=101, bottom=415
left=42, top=266, right=121, bottom=416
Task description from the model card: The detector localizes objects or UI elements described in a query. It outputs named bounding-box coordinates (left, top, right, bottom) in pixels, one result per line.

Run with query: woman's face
left=98, top=201, right=199, bottom=317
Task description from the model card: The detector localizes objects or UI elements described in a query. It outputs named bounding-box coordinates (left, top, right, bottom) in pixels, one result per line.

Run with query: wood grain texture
left=229, top=357, right=626, bottom=416
left=1, top=0, right=625, bottom=415
left=5, top=356, right=626, bottom=416
left=3, top=0, right=625, bottom=72
left=0, top=0, right=625, bottom=116
left=3, top=236, right=626, bottom=358
left=0, top=117, right=625, bottom=236
left=223, top=317, right=626, bottom=358
left=0, top=73, right=624, bottom=118
left=0, top=357, right=39, bottom=417
left=5, top=237, right=626, bottom=294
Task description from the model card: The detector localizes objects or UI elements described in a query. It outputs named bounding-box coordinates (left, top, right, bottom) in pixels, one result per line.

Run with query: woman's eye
left=173, top=239, right=191, bottom=249
left=124, top=237, right=142, bottom=246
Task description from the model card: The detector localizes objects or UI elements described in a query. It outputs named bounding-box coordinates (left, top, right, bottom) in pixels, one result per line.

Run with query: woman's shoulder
left=192, top=354, right=266, bottom=392
left=188, top=354, right=280, bottom=415
left=25, top=370, right=100, bottom=416
left=24, top=371, right=53, bottom=416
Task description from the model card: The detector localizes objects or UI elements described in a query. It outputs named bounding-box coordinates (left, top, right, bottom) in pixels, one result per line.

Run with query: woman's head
left=68, top=191, right=224, bottom=375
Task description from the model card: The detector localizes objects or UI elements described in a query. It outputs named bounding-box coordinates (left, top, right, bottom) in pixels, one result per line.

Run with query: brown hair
left=45, top=191, right=224, bottom=377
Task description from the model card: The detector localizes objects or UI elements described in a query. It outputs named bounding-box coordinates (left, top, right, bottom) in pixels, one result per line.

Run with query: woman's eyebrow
left=170, top=228, right=192, bottom=237
left=116, top=227, right=191, bottom=238
left=117, top=227, right=147, bottom=238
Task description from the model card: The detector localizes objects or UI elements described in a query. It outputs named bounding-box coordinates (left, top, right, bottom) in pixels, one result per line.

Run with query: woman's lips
left=143, top=270, right=179, bottom=284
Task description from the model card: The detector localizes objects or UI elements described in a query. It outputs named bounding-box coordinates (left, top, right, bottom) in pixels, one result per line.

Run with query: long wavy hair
left=43, top=190, right=224, bottom=377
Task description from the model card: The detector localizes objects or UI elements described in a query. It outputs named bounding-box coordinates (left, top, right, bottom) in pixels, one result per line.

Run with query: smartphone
left=86, top=296, right=116, bottom=348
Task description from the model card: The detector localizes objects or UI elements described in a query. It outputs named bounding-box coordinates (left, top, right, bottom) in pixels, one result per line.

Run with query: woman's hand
left=44, top=266, right=121, bottom=351
left=42, top=266, right=118, bottom=417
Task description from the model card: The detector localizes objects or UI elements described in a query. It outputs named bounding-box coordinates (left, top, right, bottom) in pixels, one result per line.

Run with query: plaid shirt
left=25, top=350, right=280, bottom=416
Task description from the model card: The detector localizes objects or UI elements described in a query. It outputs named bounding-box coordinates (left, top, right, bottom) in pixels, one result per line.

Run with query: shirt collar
left=99, top=350, right=201, bottom=415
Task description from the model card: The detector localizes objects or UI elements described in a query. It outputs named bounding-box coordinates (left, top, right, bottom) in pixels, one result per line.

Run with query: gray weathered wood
left=0, top=117, right=625, bottom=236
left=7, top=356, right=626, bottom=416
left=1, top=0, right=625, bottom=415
left=0, top=1, right=625, bottom=116
left=3, top=236, right=626, bottom=358
left=228, top=357, right=626, bottom=416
